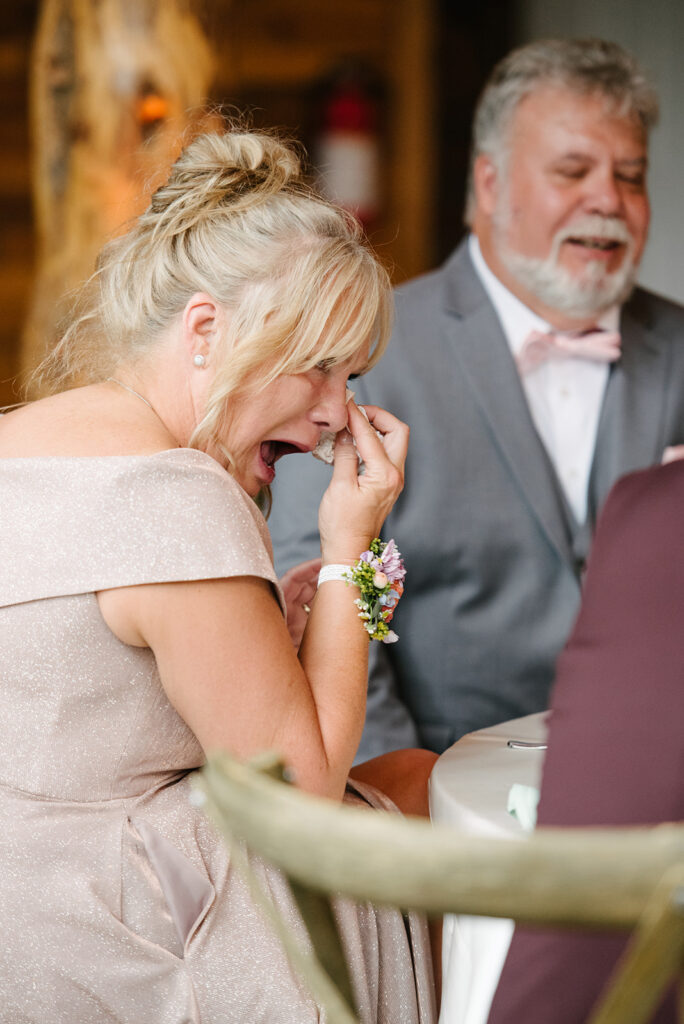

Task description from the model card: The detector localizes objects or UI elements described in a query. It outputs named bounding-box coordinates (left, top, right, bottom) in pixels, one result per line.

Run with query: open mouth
left=260, top=440, right=308, bottom=470
left=566, top=236, right=622, bottom=252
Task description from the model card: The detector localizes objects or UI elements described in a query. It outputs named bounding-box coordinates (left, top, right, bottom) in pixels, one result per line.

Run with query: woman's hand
left=318, top=399, right=409, bottom=564
left=279, top=557, right=321, bottom=649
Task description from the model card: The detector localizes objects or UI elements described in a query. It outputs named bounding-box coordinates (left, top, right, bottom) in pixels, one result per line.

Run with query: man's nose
left=584, top=167, right=625, bottom=217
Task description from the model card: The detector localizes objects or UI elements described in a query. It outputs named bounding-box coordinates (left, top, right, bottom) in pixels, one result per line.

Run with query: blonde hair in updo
left=37, top=126, right=392, bottom=461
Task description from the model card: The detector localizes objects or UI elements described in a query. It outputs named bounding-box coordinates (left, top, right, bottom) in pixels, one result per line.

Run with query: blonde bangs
left=189, top=234, right=391, bottom=458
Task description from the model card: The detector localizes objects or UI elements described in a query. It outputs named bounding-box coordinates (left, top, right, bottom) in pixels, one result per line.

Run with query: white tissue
left=312, top=389, right=381, bottom=465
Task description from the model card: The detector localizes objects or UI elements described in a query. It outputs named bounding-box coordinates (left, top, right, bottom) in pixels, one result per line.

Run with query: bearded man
left=269, top=38, right=684, bottom=757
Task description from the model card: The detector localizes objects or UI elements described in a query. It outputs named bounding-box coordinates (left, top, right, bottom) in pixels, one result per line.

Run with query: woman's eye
left=315, top=359, right=335, bottom=373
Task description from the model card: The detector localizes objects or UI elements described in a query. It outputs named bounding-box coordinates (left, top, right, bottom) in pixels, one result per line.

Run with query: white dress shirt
left=468, top=234, right=618, bottom=524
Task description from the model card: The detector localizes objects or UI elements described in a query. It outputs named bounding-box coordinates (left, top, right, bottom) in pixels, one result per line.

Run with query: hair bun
left=213, top=130, right=302, bottom=187
left=148, top=129, right=304, bottom=227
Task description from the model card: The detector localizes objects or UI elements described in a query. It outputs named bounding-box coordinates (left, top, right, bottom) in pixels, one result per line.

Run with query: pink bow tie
left=516, top=328, right=621, bottom=375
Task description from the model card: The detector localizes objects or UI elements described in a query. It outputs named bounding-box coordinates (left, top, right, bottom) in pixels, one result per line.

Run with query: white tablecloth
left=429, top=713, right=548, bottom=1024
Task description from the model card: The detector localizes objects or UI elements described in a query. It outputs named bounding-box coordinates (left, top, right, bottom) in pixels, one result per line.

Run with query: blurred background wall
left=0, top=0, right=681, bottom=405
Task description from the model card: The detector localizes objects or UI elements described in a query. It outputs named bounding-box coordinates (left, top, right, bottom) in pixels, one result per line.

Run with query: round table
left=429, top=712, right=548, bottom=1024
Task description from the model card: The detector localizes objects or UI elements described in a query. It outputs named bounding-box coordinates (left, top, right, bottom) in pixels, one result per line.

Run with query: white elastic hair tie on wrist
left=317, top=564, right=352, bottom=586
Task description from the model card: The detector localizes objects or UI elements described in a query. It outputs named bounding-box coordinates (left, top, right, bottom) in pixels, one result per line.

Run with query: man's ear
left=473, top=154, right=500, bottom=218
left=182, top=292, right=223, bottom=363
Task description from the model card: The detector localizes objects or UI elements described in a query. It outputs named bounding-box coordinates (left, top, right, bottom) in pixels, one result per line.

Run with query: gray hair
left=464, top=38, right=659, bottom=225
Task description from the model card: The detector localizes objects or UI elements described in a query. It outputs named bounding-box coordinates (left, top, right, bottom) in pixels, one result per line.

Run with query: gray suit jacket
left=268, top=239, right=684, bottom=756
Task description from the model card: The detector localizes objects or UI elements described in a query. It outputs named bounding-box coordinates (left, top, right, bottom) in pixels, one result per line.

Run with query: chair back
left=197, top=752, right=684, bottom=1024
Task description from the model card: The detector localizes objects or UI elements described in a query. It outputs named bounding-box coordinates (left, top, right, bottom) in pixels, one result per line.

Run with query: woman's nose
left=311, top=381, right=350, bottom=434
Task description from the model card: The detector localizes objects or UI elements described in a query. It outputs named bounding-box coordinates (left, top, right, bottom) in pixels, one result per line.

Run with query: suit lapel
left=588, top=294, right=669, bottom=522
left=441, top=244, right=576, bottom=567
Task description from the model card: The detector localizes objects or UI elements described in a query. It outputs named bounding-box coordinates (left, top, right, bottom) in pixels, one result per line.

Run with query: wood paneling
left=0, top=0, right=512, bottom=405
left=0, top=3, right=39, bottom=403
left=206, top=0, right=439, bottom=282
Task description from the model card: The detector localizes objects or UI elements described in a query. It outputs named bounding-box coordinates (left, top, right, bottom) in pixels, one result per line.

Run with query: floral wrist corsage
left=342, top=538, right=406, bottom=643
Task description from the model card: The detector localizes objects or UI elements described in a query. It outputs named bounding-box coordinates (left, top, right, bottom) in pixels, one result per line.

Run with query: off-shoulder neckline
left=0, top=447, right=219, bottom=467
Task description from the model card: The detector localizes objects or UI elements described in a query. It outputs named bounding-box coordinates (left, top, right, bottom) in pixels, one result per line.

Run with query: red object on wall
left=314, top=70, right=382, bottom=228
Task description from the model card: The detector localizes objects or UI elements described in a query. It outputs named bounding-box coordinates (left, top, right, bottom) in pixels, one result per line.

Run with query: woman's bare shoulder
left=0, top=386, right=170, bottom=457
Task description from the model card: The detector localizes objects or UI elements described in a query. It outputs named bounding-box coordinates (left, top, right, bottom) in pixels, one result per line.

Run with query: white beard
left=494, top=212, right=639, bottom=317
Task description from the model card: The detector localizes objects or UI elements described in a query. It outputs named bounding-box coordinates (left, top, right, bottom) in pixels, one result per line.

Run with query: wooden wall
left=0, top=0, right=511, bottom=406
left=0, top=3, right=39, bottom=404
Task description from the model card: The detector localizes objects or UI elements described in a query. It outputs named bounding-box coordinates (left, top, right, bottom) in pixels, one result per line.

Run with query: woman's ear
left=182, top=292, right=224, bottom=366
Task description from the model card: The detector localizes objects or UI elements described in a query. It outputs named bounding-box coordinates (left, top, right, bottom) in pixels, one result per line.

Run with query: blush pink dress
left=0, top=448, right=435, bottom=1024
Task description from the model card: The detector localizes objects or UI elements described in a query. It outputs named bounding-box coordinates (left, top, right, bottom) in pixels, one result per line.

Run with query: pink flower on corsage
left=343, top=538, right=406, bottom=643
left=378, top=538, right=407, bottom=584
left=360, top=538, right=406, bottom=584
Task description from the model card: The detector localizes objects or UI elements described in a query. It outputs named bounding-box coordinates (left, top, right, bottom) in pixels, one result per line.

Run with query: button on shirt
left=469, top=235, right=618, bottom=524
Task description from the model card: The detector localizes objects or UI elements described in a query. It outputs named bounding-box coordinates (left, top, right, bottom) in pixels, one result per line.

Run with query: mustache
left=555, top=215, right=632, bottom=245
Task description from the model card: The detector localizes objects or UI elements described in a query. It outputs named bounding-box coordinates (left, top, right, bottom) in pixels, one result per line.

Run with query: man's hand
left=279, top=557, right=322, bottom=649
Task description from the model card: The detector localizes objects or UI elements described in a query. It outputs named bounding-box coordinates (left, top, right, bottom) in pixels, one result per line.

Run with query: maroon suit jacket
left=488, top=460, right=684, bottom=1024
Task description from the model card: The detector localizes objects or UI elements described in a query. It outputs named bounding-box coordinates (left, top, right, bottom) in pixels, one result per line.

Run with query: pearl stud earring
left=193, top=354, right=206, bottom=368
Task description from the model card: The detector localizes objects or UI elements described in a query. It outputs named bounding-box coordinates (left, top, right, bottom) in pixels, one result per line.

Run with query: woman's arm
left=97, top=400, right=408, bottom=800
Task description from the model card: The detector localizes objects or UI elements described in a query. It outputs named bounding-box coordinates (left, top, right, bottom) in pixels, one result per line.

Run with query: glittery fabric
left=0, top=449, right=435, bottom=1024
